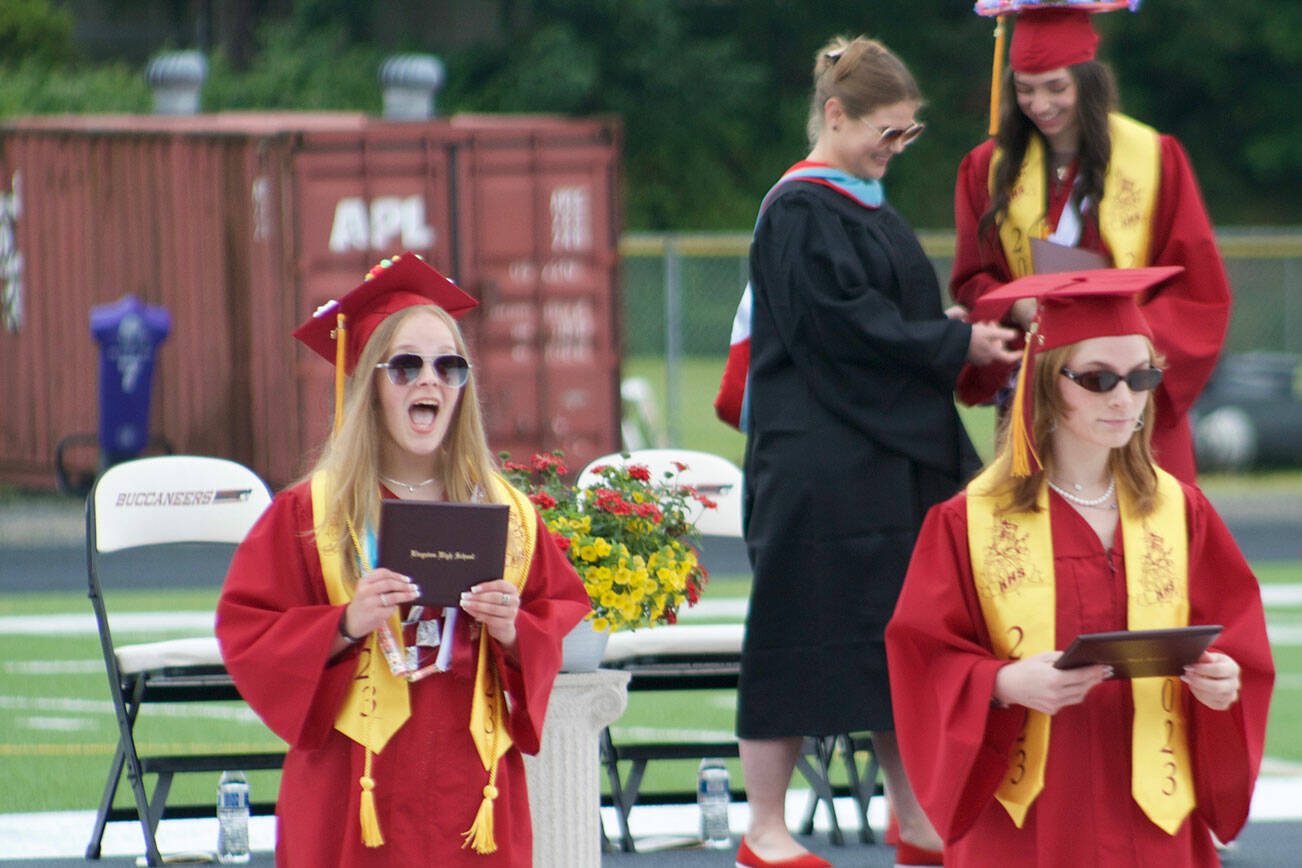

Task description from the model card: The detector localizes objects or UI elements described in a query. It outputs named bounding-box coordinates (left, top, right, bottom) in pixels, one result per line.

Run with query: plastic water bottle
left=697, top=758, right=732, bottom=849
left=216, top=770, right=251, bottom=863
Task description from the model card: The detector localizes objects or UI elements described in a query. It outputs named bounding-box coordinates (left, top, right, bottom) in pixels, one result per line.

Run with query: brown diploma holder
left=377, top=500, right=510, bottom=607
left=1031, top=238, right=1110, bottom=273
left=1054, top=625, right=1223, bottom=679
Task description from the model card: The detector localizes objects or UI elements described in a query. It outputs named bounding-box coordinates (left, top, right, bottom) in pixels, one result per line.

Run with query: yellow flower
left=502, top=450, right=713, bottom=632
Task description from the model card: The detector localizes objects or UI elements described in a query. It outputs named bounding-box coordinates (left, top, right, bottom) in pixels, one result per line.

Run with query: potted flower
left=501, top=451, right=716, bottom=654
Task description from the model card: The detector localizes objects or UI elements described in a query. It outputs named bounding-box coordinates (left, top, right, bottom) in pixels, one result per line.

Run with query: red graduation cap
left=1009, top=6, right=1100, bottom=73
left=294, top=252, right=477, bottom=374
left=974, top=1, right=1136, bottom=133
left=293, top=252, right=478, bottom=432
left=979, top=265, right=1183, bottom=475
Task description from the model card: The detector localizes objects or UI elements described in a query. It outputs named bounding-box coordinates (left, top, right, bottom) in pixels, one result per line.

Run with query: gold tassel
left=989, top=15, right=1008, bottom=137
left=359, top=749, right=385, bottom=847
left=460, top=777, right=500, bottom=854
left=333, top=312, right=347, bottom=436
left=1008, top=329, right=1039, bottom=478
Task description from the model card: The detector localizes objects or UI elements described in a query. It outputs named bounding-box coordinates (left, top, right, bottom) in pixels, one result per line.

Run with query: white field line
left=0, top=583, right=1298, bottom=635
left=0, top=693, right=263, bottom=723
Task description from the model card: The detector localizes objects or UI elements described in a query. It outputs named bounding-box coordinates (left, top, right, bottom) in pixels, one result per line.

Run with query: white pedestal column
left=523, top=668, right=630, bottom=868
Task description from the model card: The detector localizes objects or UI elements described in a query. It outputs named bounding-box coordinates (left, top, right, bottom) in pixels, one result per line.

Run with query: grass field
left=0, top=561, right=1298, bottom=816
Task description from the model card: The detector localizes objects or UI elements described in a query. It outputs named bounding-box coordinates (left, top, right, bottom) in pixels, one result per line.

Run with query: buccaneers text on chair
left=85, top=455, right=280, bottom=866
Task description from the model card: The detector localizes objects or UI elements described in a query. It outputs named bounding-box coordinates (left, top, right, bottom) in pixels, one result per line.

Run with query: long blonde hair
left=986, top=339, right=1161, bottom=517
left=305, top=305, right=501, bottom=584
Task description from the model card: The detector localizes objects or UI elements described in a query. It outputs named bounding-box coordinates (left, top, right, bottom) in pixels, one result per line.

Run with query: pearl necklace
left=1047, top=476, right=1117, bottom=509
left=380, top=475, right=436, bottom=494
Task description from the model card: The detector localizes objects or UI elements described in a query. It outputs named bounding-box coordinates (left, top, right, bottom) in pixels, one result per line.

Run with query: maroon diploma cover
left=377, top=501, right=510, bottom=607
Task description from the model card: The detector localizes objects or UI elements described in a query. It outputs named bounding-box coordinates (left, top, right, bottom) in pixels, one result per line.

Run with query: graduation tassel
left=359, top=748, right=385, bottom=847
left=1008, top=324, right=1040, bottom=478
left=461, top=769, right=500, bottom=854
left=333, top=312, right=347, bottom=436
left=988, top=15, right=1008, bottom=137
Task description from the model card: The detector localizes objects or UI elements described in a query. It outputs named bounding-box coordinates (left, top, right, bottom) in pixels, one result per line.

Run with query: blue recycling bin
left=90, top=295, right=170, bottom=465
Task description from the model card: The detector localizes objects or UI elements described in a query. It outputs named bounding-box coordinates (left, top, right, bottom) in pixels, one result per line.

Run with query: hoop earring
left=1134, top=415, right=1145, bottom=431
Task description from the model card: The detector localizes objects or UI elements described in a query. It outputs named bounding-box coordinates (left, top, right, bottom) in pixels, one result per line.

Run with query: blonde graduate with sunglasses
left=949, top=2, right=1232, bottom=486
left=886, top=269, right=1272, bottom=867
left=215, top=253, right=590, bottom=867
left=732, top=34, right=1021, bottom=868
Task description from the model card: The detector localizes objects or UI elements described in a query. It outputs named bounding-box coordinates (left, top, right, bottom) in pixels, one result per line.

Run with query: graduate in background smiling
left=950, top=1, right=1232, bottom=484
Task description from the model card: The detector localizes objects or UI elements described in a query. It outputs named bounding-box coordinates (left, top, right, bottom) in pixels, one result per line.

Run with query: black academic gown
left=738, top=180, right=980, bottom=738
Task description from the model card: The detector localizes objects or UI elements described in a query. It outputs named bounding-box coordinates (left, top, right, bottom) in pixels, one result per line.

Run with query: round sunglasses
left=1060, top=366, right=1163, bottom=393
left=376, top=353, right=471, bottom=388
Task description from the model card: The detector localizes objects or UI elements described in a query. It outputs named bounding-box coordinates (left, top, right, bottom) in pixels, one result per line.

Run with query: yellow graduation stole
left=312, top=471, right=537, bottom=852
left=966, top=465, right=1195, bottom=834
left=994, top=113, right=1161, bottom=277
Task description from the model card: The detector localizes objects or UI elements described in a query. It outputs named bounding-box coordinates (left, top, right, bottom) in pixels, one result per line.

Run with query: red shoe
left=893, top=839, right=944, bottom=867
left=734, top=837, right=832, bottom=868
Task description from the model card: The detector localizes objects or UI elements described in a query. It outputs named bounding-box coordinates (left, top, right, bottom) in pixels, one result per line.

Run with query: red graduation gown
left=215, top=481, right=591, bottom=867
left=950, top=130, right=1233, bottom=483
left=885, top=485, right=1273, bottom=867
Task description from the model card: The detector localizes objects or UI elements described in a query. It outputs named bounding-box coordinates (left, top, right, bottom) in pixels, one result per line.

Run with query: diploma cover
left=1055, top=625, right=1222, bottom=679
left=377, top=501, right=510, bottom=606
left=1030, top=238, right=1110, bottom=274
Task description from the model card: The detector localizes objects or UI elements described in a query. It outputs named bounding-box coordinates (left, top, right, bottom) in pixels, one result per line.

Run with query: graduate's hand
left=1009, top=298, right=1037, bottom=330
left=944, top=304, right=969, bottom=321
left=342, top=568, right=419, bottom=641
left=993, top=651, right=1111, bottom=715
left=461, top=580, right=520, bottom=651
left=967, top=321, right=1022, bottom=368
left=1183, top=650, right=1241, bottom=710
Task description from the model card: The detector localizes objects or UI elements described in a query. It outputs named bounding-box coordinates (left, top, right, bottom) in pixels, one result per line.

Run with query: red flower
left=504, top=460, right=530, bottom=473
left=529, top=492, right=557, bottom=509
left=550, top=529, right=571, bottom=552
left=672, top=461, right=689, bottom=472
left=665, top=608, right=678, bottom=624
left=595, top=490, right=632, bottom=515
left=693, top=492, right=718, bottom=510
left=634, top=502, right=663, bottom=523
left=530, top=452, right=568, bottom=476
left=627, top=465, right=651, bottom=482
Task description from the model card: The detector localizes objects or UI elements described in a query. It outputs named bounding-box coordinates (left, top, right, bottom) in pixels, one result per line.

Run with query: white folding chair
left=84, top=455, right=278, bottom=866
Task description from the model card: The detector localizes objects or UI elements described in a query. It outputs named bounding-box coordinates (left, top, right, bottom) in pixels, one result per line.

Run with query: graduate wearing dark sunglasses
left=216, top=253, right=589, bottom=866
left=887, top=268, right=1273, bottom=868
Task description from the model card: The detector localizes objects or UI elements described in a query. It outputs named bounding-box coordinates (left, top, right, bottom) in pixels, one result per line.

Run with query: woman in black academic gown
left=735, top=34, right=1020, bottom=868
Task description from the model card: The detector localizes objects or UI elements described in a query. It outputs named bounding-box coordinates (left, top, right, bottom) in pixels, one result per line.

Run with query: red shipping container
left=0, top=112, right=622, bottom=490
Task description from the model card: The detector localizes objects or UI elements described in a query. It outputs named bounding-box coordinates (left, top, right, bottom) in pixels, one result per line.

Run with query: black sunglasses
left=1060, top=366, right=1163, bottom=393
left=376, top=353, right=471, bottom=388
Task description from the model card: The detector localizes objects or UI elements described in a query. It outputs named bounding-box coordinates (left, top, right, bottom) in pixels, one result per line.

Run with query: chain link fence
left=618, top=228, right=1302, bottom=458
